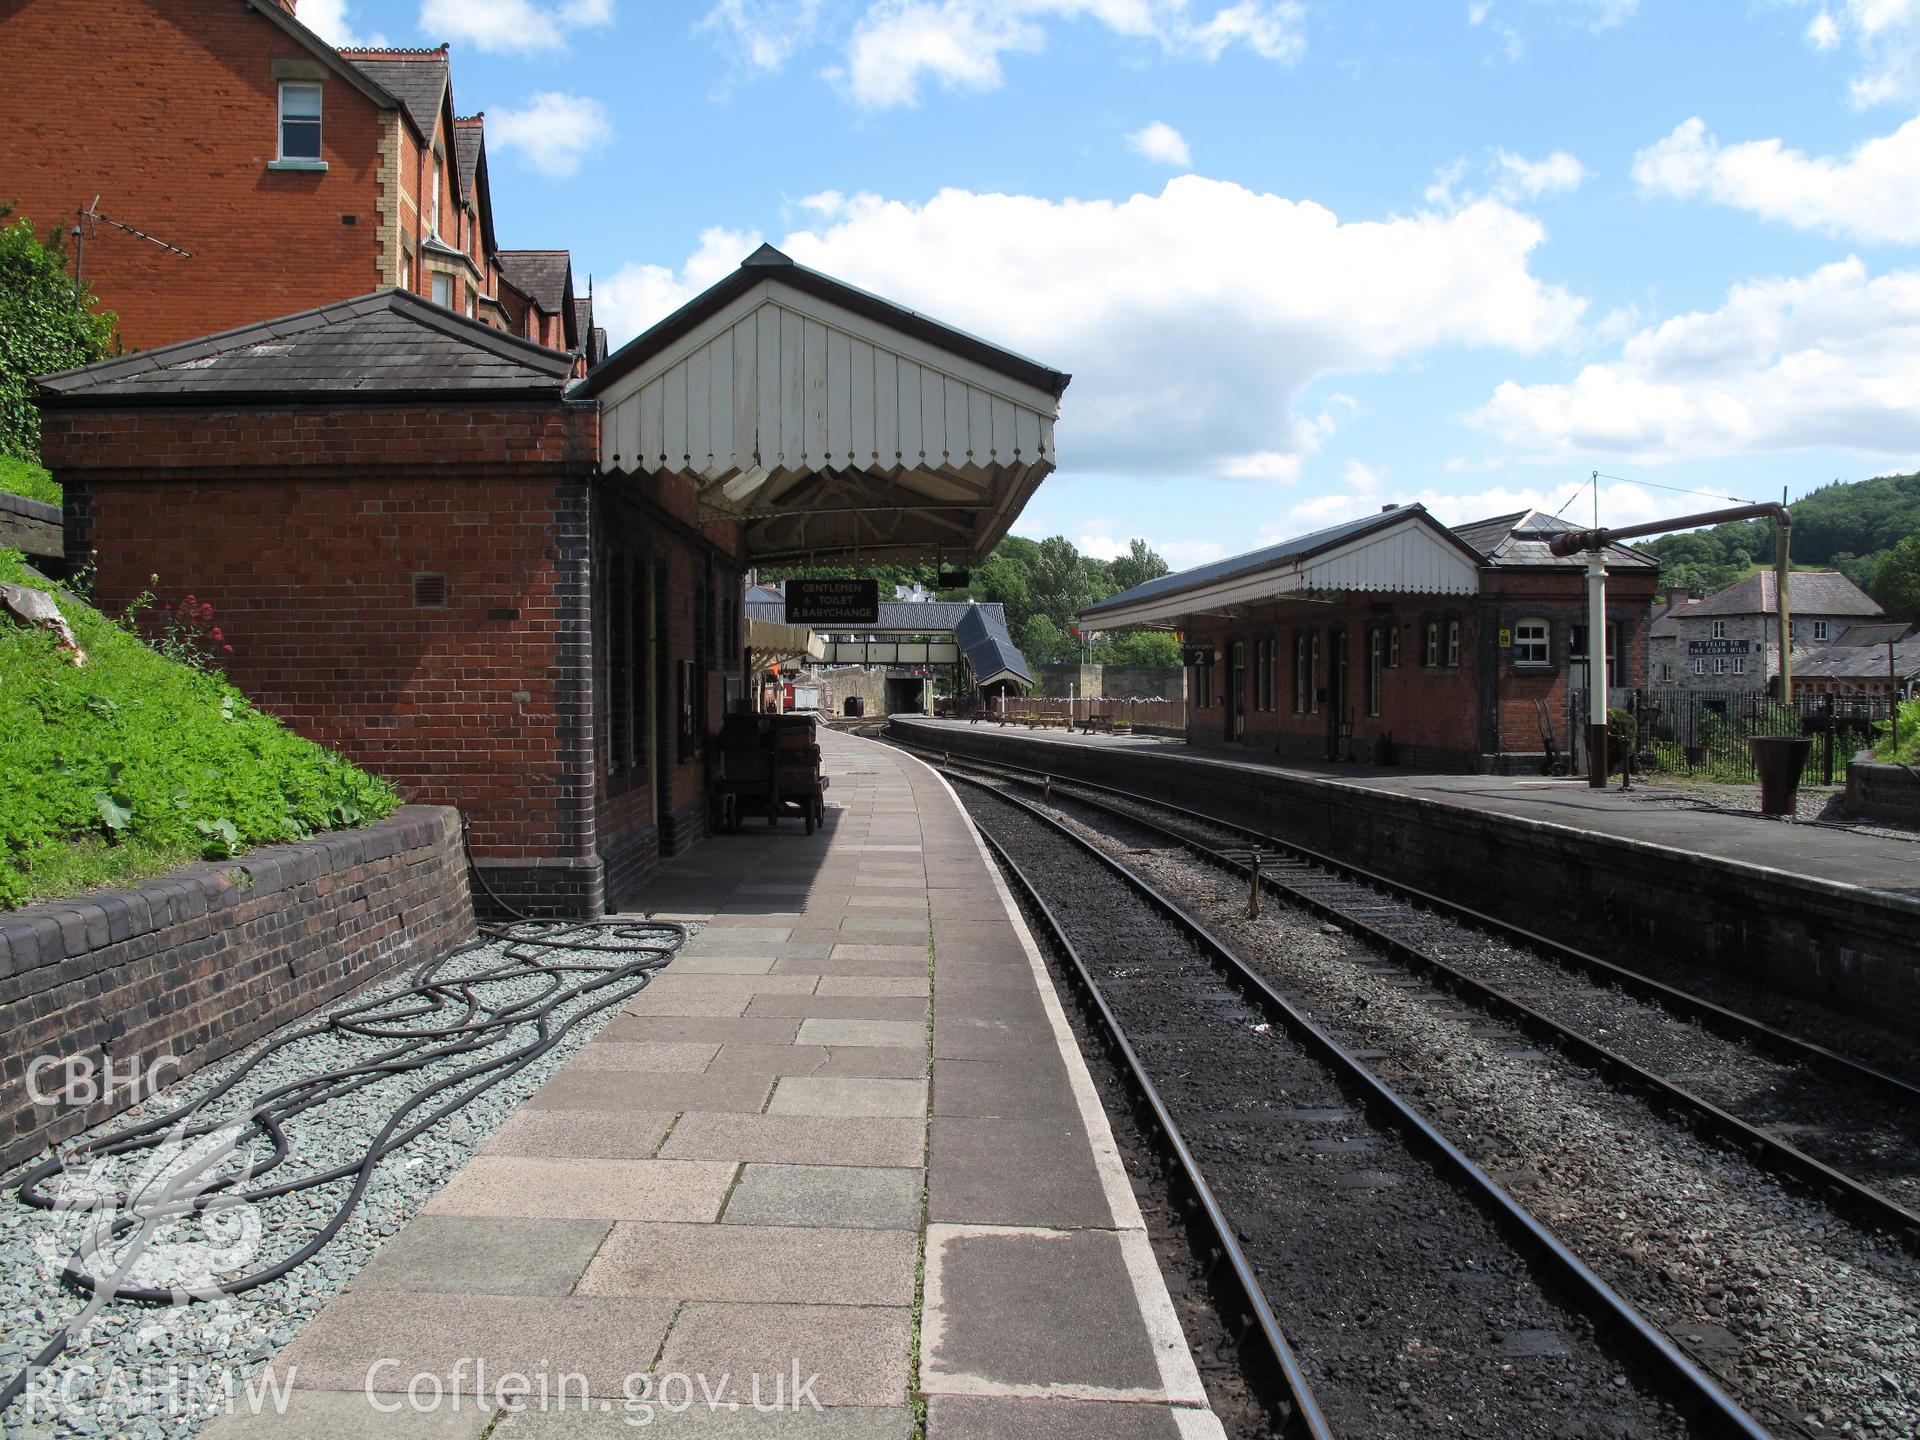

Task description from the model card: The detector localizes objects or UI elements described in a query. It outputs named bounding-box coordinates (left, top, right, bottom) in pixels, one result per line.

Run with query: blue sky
left=306, top=0, right=1920, bottom=569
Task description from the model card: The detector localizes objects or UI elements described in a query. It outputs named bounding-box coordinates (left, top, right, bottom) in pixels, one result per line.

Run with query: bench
left=1078, top=714, right=1117, bottom=734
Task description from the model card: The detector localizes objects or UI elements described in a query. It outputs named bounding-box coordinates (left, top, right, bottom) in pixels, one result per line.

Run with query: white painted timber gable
left=595, top=280, right=1056, bottom=489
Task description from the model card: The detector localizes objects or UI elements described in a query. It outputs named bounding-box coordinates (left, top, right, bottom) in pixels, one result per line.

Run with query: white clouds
left=417, top=0, right=613, bottom=54
left=1128, top=121, right=1193, bottom=167
left=610, top=176, right=1583, bottom=479
left=1493, top=148, right=1586, bottom=199
left=817, top=0, right=1305, bottom=107
left=1469, top=257, right=1920, bottom=463
left=1632, top=114, right=1920, bottom=244
left=595, top=226, right=761, bottom=340
left=299, top=0, right=386, bottom=46
left=701, top=0, right=824, bottom=73
left=487, top=93, right=614, bottom=176
left=1795, top=0, right=1920, bottom=105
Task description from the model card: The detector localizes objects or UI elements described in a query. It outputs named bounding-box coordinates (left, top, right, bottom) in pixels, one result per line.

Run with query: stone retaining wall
left=0, top=490, right=62, bottom=562
left=1845, top=755, right=1920, bottom=827
left=897, top=718, right=1920, bottom=1035
left=0, top=806, right=474, bottom=1173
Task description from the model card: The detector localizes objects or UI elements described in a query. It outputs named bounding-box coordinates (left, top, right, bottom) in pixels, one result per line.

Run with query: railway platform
left=210, top=728, right=1224, bottom=1439
left=888, top=715, right=1920, bottom=1036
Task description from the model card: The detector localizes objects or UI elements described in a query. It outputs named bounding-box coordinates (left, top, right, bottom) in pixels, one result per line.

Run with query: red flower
left=184, top=594, right=197, bottom=607
left=222, top=644, right=234, bottom=654
left=201, top=603, right=214, bottom=618
left=211, top=627, right=224, bottom=641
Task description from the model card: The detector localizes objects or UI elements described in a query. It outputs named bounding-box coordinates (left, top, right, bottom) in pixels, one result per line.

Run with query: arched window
left=1445, top=620, right=1462, bottom=667
left=1423, top=621, right=1439, bottom=668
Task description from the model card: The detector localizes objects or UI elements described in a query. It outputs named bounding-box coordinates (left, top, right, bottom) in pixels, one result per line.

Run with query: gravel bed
left=1038, top=778, right=1920, bottom=1216
left=959, top=782, right=1695, bottom=1440
left=1023, top=787, right=1920, bottom=1438
left=1622, top=781, right=1920, bottom=845
left=0, top=919, right=694, bottom=1440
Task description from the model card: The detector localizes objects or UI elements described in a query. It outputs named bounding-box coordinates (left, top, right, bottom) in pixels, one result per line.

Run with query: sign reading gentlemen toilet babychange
left=785, top=578, right=881, bottom=625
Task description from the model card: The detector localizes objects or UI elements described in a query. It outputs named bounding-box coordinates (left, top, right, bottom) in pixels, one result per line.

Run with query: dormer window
left=279, top=82, right=322, bottom=161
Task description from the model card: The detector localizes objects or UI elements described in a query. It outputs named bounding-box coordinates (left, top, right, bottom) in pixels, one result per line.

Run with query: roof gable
left=578, top=245, right=1070, bottom=403
left=243, top=0, right=407, bottom=115
left=340, top=48, right=449, bottom=142
left=1082, top=505, right=1484, bottom=628
left=36, top=290, right=574, bottom=403
left=1453, top=509, right=1659, bottom=570
left=1687, top=570, right=1882, bottom=618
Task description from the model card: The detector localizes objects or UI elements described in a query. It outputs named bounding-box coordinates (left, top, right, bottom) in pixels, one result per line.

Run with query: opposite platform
left=209, top=727, right=1225, bottom=1439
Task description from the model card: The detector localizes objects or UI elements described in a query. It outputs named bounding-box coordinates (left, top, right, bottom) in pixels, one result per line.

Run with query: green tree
left=1871, top=534, right=1920, bottom=624
left=1108, top=537, right=1169, bottom=594
left=0, top=209, right=116, bottom=460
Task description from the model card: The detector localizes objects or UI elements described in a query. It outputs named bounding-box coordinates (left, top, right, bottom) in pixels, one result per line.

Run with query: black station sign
left=1181, top=644, right=1216, bottom=667
left=1687, top=638, right=1752, bottom=656
left=786, top=578, right=880, bottom=625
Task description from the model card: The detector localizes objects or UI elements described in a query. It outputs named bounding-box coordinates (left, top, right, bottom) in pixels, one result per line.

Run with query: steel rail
left=885, top=734, right=1918, bottom=1109
left=902, top=740, right=1920, bottom=1248
left=953, top=771, right=1776, bottom=1440
left=971, top=823, right=1335, bottom=1440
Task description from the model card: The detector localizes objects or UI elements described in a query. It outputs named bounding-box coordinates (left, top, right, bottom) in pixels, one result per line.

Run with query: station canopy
left=1079, top=505, right=1487, bottom=632
left=747, top=594, right=1034, bottom=690
left=575, top=247, right=1071, bottom=565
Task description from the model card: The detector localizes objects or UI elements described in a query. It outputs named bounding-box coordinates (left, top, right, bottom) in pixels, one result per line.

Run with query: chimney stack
left=272, top=0, right=297, bottom=13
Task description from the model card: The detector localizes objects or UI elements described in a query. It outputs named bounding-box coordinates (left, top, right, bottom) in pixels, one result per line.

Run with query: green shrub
left=0, top=548, right=399, bottom=909
left=1872, top=698, right=1920, bottom=765
left=1, top=210, right=115, bottom=462
left=0, top=453, right=58, bottom=506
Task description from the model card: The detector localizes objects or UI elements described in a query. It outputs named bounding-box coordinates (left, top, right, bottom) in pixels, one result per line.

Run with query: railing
left=1572, top=689, right=1894, bottom=785
left=991, top=695, right=1188, bottom=731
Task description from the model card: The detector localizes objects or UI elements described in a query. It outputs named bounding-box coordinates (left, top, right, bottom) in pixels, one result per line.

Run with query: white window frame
left=1445, top=620, right=1461, bottom=668
left=1732, top=657, right=1746, bottom=675
left=277, top=81, right=322, bottom=162
left=430, top=163, right=442, bottom=237
left=1693, top=658, right=1706, bottom=676
left=1512, top=619, right=1550, bottom=666
left=401, top=250, right=412, bottom=291
left=1424, top=622, right=1439, bottom=668
left=1813, top=620, right=1829, bottom=641
left=1387, top=627, right=1400, bottom=668
left=1710, top=619, right=1727, bottom=640
left=1713, top=657, right=1727, bottom=676
left=431, top=271, right=454, bottom=309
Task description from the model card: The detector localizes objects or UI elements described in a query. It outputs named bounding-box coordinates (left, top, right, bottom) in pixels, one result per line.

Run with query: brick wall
left=0, top=0, right=393, bottom=350
left=44, top=400, right=604, bottom=916
left=0, top=806, right=473, bottom=1173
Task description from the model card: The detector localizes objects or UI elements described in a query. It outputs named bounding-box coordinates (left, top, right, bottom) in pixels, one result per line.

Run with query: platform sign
left=786, top=578, right=880, bottom=625
left=1687, top=638, right=1752, bottom=656
left=1181, top=644, right=1215, bottom=667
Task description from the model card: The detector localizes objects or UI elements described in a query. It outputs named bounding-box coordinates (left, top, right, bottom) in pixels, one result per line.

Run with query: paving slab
left=425, top=1158, right=737, bottom=1222
left=931, top=1056, right=1082, bottom=1120
left=921, top=1226, right=1203, bottom=1404
left=658, top=1302, right=914, bottom=1408
left=578, top=1222, right=917, bottom=1305
left=201, top=1388, right=495, bottom=1439
left=929, top=1117, right=1113, bottom=1228
left=275, top=1290, right=676, bottom=1397
left=768, top=1076, right=928, bottom=1118
left=746, top=995, right=928, bottom=1021
left=351, top=1217, right=610, bottom=1296
left=495, top=1404, right=914, bottom=1438
left=525, top=1071, right=774, bottom=1114
left=659, top=1113, right=926, bottom=1167
left=721, top=1162, right=923, bottom=1229
left=564, top=1041, right=721, bottom=1072
left=794, top=1018, right=924, bottom=1049
left=484, top=1110, right=678, bottom=1159
left=597, top=1015, right=802, bottom=1046
left=924, top=1396, right=1220, bottom=1439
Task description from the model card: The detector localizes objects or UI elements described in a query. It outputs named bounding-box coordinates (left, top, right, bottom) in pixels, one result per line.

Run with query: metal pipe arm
left=1544, top=502, right=1790, bottom=557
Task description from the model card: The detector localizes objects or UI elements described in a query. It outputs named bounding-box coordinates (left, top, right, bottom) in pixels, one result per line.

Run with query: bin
left=1749, top=735, right=1813, bottom=817
left=844, top=696, right=865, bottom=717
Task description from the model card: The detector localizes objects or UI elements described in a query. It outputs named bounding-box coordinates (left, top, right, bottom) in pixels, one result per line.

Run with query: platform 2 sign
left=786, top=578, right=880, bottom=625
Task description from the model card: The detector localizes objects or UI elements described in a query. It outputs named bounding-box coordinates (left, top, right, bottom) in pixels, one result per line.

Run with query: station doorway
left=886, top=676, right=926, bottom=714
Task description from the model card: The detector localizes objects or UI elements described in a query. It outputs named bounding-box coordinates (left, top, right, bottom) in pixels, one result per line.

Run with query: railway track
left=950, top=771, right=1771, bottom=1440
left=885, top=734, right=1920, bottom=1245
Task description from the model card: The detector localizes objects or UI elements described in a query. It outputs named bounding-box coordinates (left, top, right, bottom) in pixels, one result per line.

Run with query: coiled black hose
left=0, top=837, right=684, bottom=1418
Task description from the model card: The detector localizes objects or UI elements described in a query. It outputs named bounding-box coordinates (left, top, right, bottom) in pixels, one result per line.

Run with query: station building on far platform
left=1076, top=504, right=1659, bottom=772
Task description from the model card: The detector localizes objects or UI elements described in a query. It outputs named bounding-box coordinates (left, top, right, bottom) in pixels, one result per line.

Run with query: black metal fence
left=1574, top=689, right=1895, bottom=784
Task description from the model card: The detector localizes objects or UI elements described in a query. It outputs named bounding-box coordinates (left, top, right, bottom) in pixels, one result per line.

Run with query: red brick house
left=36, top=248, right=1070, bottom=914
left=1079, top=506, right=1659, bottom=771
left=0, top=0, right=542, bottom=351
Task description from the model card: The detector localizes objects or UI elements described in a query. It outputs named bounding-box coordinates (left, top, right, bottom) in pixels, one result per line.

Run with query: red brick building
left=1078, top=506, right=1659, bottom=771
left=36, top=249, right=1069, bottom=914
left=0, top=0, right=587, bottom=365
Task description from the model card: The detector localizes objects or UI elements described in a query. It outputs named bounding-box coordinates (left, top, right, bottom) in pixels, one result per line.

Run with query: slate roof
left=577, top=244, right=1071, bottom=402
left=1452, top=510, right=1659, bottom=570
left=341, top=49, right=449, bottom=141
left=1793, top=638, right=1920, bottom=681
left=36, top=291, right=574, bottom=403
left=498, top=251, right=572, bottom=314
left=1686, top=570, right=1882, bottom=619
left=1649, top=599, right=1702, bottom=640
left=954, top=601, right=1033, bottom=685
left=1834, top=621, right=1915, bottom=648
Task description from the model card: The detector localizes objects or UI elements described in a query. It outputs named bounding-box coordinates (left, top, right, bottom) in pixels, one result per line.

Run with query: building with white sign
left=1647, top=571, right=1885, bottom=694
